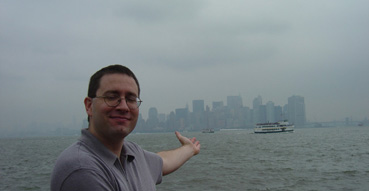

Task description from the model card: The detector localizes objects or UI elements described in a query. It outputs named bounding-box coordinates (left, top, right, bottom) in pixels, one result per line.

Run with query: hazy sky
left=1, top=0, right=368, bottom=130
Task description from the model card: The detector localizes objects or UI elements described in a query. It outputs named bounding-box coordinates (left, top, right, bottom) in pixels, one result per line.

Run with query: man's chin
left=111, top=125, right=134, bottom=136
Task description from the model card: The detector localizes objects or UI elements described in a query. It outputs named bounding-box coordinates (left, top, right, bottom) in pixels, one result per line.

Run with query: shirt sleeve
left=60, top=169, right=114, bottom=191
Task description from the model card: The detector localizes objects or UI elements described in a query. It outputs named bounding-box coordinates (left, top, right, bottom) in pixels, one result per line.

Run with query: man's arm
left=157, top=131, right=201, bottom=176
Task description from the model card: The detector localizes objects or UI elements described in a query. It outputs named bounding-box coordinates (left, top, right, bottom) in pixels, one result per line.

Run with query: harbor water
left=1, top=126, right=368, bottom=191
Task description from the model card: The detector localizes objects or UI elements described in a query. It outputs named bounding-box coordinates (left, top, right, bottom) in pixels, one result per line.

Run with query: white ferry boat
left=202, top=128, right=215, bottom=133
left=254, top=120, right=294, bottom=134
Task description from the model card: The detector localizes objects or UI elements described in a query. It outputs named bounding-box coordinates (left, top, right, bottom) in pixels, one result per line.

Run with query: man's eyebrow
left=103, top=90, right=120, bottom=95
left=103, top=90, right=138, bottom=97
left=126, top=92, right=138, bottom=97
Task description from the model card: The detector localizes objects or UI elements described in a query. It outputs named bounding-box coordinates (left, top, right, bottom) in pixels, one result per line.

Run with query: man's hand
left=175, top=131, right=200, bottom=156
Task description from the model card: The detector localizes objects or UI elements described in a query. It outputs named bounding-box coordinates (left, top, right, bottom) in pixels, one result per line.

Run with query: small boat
left=254, top=120, right=294, bottom=134
left=202, top=128, right=215, bottom=133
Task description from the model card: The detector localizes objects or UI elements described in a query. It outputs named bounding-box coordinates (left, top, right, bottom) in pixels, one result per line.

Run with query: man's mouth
left=110, top=115, right=130, bottom=121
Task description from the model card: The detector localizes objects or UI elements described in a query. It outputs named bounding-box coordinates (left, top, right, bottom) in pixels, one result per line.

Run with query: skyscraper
left=274, top=105, right=283, bottom=122
left=192, top=100, right=205, bottom=113
left=227, top=95, right=243, bottom=109
left=253, top=95, right=262, bottom=124
left=266, top=101, right=275, bottom=122
left=175, top=107, right=189, bottom=130
left=192, top=100, right=205, bottom=130
left=212, top=101, right=224, bottom=111
left=287, top=95, right=306, bottom=126
left=253, top=95, right=262, bottom=109
left=146, top=107, right=159, bottom=130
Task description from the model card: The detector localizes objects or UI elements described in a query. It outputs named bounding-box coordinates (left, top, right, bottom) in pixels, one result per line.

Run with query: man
left=51, top=65, right=200, bottom=191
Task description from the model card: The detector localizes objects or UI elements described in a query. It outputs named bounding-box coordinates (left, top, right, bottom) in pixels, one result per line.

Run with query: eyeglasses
left=95, top=95, right=142, bottom=109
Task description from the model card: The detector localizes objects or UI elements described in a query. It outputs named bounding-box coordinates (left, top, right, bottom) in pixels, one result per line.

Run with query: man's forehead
left=98, top=74, right=138, bottom=94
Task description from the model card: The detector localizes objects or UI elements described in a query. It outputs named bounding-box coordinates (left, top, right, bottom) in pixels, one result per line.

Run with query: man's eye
left=126, top=97, right=137, bottom=102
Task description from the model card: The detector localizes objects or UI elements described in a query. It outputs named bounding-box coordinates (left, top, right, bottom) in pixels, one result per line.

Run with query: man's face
left=85, top=73, right=139, bottom=140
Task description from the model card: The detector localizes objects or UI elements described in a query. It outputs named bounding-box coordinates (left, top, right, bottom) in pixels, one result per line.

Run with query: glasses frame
left=94, top=95, right=142, bottom=109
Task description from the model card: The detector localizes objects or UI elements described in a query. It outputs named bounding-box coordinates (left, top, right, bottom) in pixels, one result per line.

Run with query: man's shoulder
left=51, top=141, right=100, bottom=191
left=51, top=139, right=119, bottom=187
left=53, top=138, right=112, bottom=175
left=53, top=141, right=94, bottom=170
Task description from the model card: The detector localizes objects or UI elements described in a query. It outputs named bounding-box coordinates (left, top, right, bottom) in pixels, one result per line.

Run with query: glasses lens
left=104, top=96, right=120, bottom=107
left=126, top=97, right=141, bottom=109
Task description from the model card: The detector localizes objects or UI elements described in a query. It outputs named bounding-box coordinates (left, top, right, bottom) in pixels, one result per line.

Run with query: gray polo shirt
left=50, top=129, right=163, bottom=191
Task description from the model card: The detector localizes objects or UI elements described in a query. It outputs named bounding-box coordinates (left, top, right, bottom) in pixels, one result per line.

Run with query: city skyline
left=1, top=93, right=367, bottom=138
left=128, top=94, right=369, bottom=133
left=141, top=94, right=359, bottom=123
left=140, top=94, right=363, bottom=124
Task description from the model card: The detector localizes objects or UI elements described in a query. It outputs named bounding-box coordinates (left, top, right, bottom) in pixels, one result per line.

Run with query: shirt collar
left=79, top=128, right=135, bottom=164
left=79, top=128, right=118, bottom=165
left=121, top=140, right=136, bottom=162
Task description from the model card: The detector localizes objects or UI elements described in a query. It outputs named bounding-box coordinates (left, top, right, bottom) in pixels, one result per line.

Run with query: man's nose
left=116, top=98, right=130, bottom=110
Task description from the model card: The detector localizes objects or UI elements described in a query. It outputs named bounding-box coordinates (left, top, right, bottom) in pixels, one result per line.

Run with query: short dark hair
left=88, top=65, right=140, bottom=98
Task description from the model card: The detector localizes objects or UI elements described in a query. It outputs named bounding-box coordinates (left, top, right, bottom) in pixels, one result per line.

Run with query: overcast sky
left=1, top=0, right=368, bottom=131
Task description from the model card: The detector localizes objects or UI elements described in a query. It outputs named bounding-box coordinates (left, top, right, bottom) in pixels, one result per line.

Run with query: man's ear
left=84, top=97, right=93, bottom=117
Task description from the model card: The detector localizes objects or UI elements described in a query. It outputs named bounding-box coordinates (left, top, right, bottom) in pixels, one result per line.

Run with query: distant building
left=175, top=108, right=189, bottom=130
left=212, top=101, right=224, bottom=111
left=253, top=95, right=262, bottom=109
left=166, top=111, right=177, bottom=131
left=148, top=107, right=158, bottom=119
left=241, top=106, right=253, bottom=127
left=266, top=101, right=275, bottom=122
left=259, top=105, right=267, bottom=123
left=287, top=95, right=306, bottom=126
left=274, top=105, right=283, bottom=122
left=283, top=104, right=289, bottom=120
left=146, top=107, right=159, bottom=131
left=135, top=114, right=146, bottom=132
left=158, top=113, right=166, bottom=123
left=192, top=100, right=205, bottom=130
left=192, top=100, right=205, bottom=113
left=253, top=95, right=262, bottom=124
left=227, top=95, right=243, bottom=109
